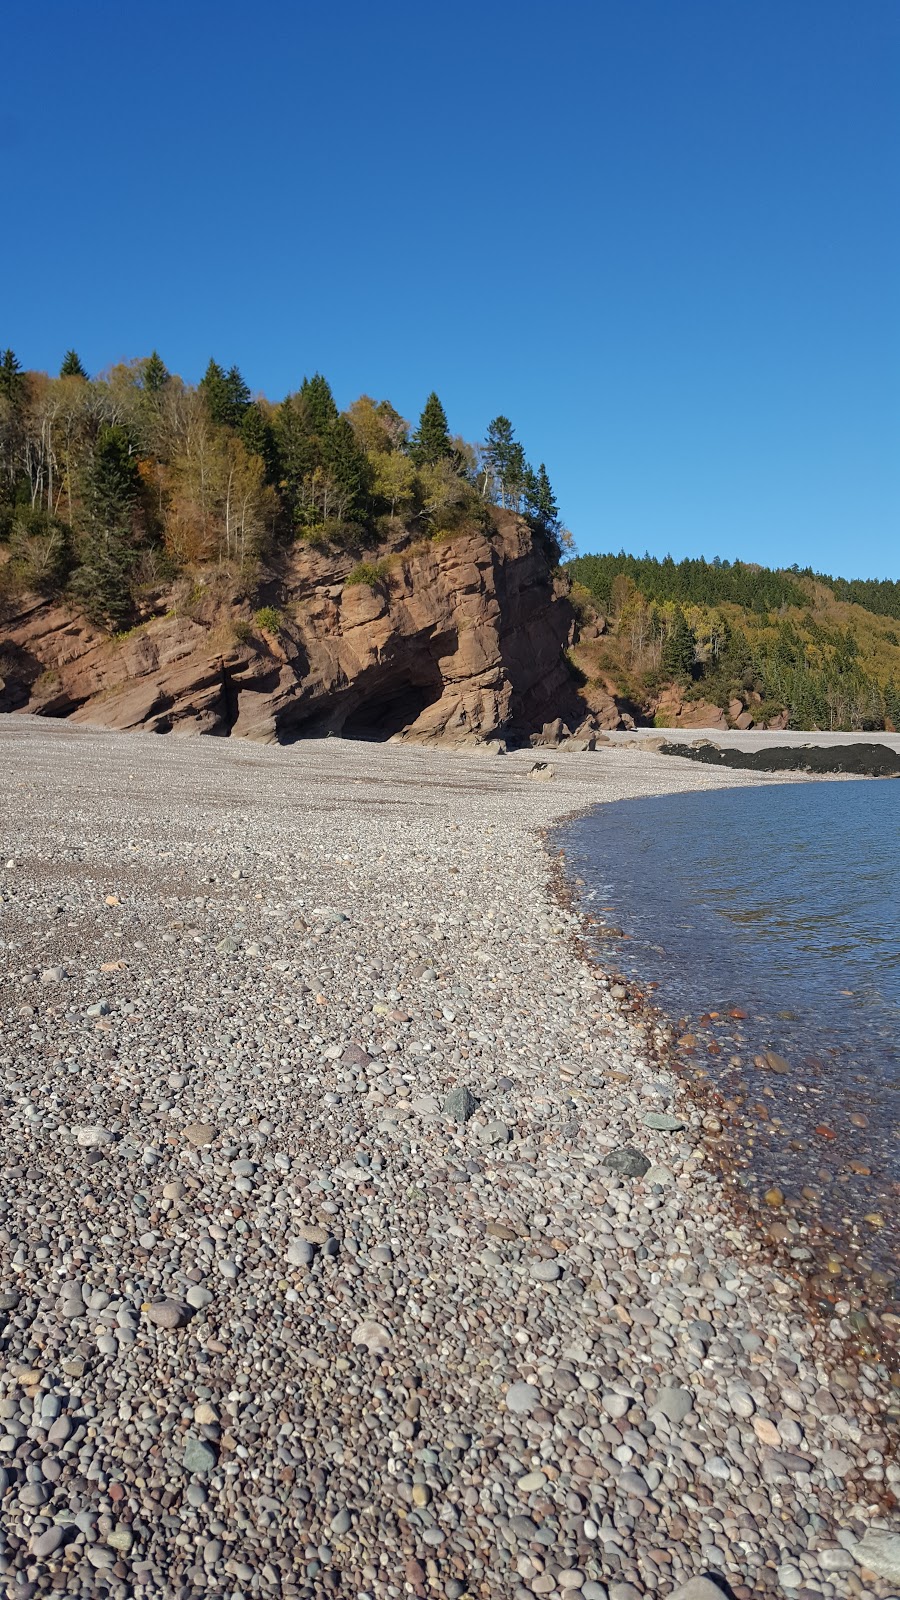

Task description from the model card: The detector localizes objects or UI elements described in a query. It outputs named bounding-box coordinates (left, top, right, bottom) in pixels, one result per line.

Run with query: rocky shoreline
left=0, top=720, right=896, bottom=1599
left=657, top=742, right=900, bottom=779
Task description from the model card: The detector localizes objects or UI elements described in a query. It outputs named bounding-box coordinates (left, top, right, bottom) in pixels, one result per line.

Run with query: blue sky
left=3, top=0, right=898, bottom=576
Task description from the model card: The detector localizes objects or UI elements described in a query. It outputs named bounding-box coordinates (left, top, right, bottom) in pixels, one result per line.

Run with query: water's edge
left=545, top=787, right=898, bottom=1371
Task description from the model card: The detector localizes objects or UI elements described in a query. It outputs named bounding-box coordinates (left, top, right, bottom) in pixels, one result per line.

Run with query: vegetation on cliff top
left=567, top=551, right=900, bottom=732
left=0, top=347, right=565, bottom=630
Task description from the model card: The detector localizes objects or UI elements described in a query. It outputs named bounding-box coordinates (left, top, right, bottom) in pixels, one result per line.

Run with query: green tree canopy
left=86, top=425, right=142, bottom=532
left=142, top=351, right=170, bottom=392
left=524, top=463, right=560, bottom=533
left=0, top=349, right=26, bottom=406
left=60, top=350, right=88, bottom=379
left=411, top=392, right=452, bottom=466
left=240, top=402, right=278, bottom=480
left=661, top=607, right=696, bottom=679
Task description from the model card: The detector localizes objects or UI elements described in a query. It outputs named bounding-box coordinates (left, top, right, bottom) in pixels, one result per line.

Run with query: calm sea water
left=560, top=780, right=899, bottom=1307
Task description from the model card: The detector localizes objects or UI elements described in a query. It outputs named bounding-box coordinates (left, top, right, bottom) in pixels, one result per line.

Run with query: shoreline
left=0, top=719, right=897, bottom=1597
left=543, top=822, right=897, bottom=1375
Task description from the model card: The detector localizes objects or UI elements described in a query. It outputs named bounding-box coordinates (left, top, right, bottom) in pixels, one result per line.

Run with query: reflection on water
left=559, top=779, right=899, bottom=1316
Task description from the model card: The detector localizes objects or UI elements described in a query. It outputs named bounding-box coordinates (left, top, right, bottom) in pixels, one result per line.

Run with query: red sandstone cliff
left=0, top=512, right=627, bottom=744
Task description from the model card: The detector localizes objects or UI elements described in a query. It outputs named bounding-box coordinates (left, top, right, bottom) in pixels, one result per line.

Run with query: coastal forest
left=0, top=347, right=563, bottom=632
left=1, top=347, right=898, bottom=735
left=566, top=552, right=900, bottom=733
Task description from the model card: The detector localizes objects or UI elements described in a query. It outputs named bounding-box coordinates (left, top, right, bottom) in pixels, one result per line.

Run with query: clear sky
left=3, top=0, right=898, bottom=575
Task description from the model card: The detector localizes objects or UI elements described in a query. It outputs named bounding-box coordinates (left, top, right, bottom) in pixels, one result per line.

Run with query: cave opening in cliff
left=341, top=677, right=443, bottom=742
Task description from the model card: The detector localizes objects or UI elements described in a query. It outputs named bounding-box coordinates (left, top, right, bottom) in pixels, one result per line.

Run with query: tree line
left=0, top=348, right=564, bottom=631
left=568, top=551, right=900, bottom=733
left=805, top=569, right=900, bottom=622
left=566, top=549, right=810, bottom=613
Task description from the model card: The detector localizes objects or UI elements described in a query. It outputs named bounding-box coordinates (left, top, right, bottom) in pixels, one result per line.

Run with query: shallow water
left=560, top=779, right=899, bottom=1308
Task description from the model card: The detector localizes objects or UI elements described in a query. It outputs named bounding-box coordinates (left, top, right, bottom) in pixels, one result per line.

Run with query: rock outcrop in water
left=0, top=511, right=629, bottom=744
left=660, top=739, right=900, bottom=778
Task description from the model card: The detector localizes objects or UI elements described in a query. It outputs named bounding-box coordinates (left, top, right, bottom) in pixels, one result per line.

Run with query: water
left=559, top=779, right=899, bottom=1313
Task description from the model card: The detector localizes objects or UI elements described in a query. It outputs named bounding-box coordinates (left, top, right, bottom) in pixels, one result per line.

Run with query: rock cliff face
left=0, top=512, right=619, bottom=744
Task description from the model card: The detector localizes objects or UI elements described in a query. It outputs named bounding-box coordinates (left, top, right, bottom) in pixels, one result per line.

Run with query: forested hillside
left=3, top=346, right=897, bottom=736
left=0, top=348, right=563, bottom=632
left=567, top=552, right=900, bottom=733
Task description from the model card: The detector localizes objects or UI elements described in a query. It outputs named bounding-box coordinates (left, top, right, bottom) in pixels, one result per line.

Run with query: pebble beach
left=0, top=718, right=896, bottom=1600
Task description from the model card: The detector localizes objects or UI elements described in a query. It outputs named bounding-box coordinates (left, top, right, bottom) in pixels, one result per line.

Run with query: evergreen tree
left=0, top=349, right=26, bottom=405
left=223, top=365, right=251, bottom=426
left=483, top=416, right=531, bottom=508
left=60, top=349, right=88, bottom=379
left=298, top=373, right=339, bottom=434
left=87, top=425, right=141, bottom=530
left=411, top=392, right=452, bottom=466
left=505, top=440, right=527, bottom=509
left=661, top=607, right=696, bottom=679
left=241, top=402, right=278, bottom=481
left=275, top=376, right=342, bottom=525
left=199, top=359, right=229, bottom=424
left=71, top=535, right=135, bottom=631
left=483, top=415, right=515, bottom=499
left=321, top=414, right=370, bottom=522
left=143, top=351, right=169, bottom=392
left=524, top=463, right=560, bottom=532
left=200, top=359, right=249, bottom=427
left=74, top=425, right=143, bottom=630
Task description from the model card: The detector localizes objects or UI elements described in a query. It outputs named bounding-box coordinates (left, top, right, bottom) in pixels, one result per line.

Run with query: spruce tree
left=223, top=365, right=251, bottom=426
left=241, top=402, right=278, bottom=480
left=299, top=373, right=339, bottom=435
left=71, top=536, right=135, bottom=631
left=143, top=351, right=169, bottom=392
left=321, top=414, right=370, bottom=522
left=60, top=350, right=88, bottom=379
left=505, top=441, right=527, bottom=510
left=74, top=425, right=142, bottom=631
left=525, top=463, right=560, bottom=531
left=484, top=416, right=515, bottom=499
left=411, top=392, right=452, bottom=466
left=0, top=349, right=25, bottom=405
left=199, top=359, right=229, bottom=424
left=275, top=377, right=341, bottom=525
left=662, top=608, right=696, bottom=680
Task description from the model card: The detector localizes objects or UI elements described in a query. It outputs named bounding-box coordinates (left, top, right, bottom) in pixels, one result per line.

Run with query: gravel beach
left=0, top=718, right=896, bottom=1600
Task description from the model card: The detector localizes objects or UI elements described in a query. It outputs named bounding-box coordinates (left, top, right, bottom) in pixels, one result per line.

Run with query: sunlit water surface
left=559, top=780, right=899, bottom=1303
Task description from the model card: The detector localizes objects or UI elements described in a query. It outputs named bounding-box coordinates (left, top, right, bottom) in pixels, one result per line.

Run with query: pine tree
left=60, top=350, right=88, bottom=379
left=411, top=392, right=452, bottom=466
left=0, top=349, right=26, bottom=405
left=143, top=351, right=169, bottom=392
